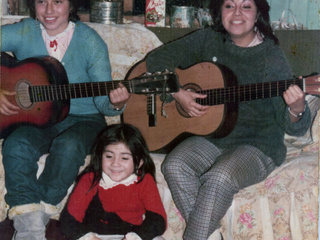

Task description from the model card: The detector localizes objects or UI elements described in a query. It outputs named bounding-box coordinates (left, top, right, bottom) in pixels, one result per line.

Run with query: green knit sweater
left=146, top=28, right=311, bottom=165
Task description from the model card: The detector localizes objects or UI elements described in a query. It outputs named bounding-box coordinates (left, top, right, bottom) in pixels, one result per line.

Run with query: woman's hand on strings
left=109, top=83, right=131, bottom=109
left=172, top=88, right=209, bottom=117
left=283, top=83, right=305, bottom=122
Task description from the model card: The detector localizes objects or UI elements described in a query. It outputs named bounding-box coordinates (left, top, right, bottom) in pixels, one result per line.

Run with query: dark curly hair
left=27, top=0, right=80, bottom=22
left=78, top=124, right=156, bottom=190
left=209, top=0, right=279, bottom=45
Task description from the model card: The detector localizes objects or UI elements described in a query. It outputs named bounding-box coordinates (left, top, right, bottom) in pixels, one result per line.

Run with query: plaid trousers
left=161, top=136, right=276, bottom=240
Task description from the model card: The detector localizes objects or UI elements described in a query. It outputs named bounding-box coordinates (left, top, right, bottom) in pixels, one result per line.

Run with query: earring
left=36, top=18, right=39, bottom=29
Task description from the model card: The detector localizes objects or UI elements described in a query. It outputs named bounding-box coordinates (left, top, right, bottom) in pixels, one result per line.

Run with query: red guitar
left=0, top=53, right=179, bottom=138
left=123, top=61, right=320, bottom=153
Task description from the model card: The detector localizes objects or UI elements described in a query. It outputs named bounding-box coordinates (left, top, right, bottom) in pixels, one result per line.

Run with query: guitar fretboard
left=29, top=81, right=132, bottom=102
left=197, top=78, right=304, bottom=105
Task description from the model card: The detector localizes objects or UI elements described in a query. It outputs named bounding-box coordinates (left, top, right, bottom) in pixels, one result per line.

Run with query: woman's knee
left=2, top=130, right=41, bottom=166
left=162, top=136, right=218, bottom=174
left=203, top=163, right=237, bottom=188
left=161, top=153, right=201, bottom=186
left=51, top=133, right=87, bottom=156
left=161, top=153, right=183, bottom=177
left=52, top=123, right=101, bottom=157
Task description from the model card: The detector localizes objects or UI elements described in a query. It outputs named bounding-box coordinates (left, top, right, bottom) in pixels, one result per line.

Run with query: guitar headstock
left=305, top=74, right=320, bottom=96
left=130, top=70, right=180, bottom=95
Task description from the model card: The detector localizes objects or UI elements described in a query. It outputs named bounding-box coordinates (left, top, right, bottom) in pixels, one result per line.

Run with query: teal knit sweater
left=146, top=28, right=311, bottom=165
left=1, top=18, right=122, bottom=116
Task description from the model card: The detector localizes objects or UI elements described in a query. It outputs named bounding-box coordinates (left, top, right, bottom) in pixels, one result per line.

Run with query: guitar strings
left=17, top=78, right=304, bottom=105
left=19, top=81, right=132, bottom=102
left=22, top=72, right=177, bottom=102
left=196, top=78, right=304, bottom=106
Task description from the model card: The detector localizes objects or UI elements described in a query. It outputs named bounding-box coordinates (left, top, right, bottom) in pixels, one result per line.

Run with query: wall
left=267, top=0, right=320, bottom=30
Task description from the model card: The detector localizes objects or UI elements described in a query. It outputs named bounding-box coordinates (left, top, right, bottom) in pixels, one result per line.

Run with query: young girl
left=60, top=124, right=167, bottom=240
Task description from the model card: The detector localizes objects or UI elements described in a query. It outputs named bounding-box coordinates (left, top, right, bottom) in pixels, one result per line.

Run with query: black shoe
left=220, top=232, right=224, bottom=240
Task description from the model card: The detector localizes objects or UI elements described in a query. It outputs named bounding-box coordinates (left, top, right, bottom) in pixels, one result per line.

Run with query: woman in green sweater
left=0, top=0, right=130, bottom=239
left=146, top=0, right=311, bottom=239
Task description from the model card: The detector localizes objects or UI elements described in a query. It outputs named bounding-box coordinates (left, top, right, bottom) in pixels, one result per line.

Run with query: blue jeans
left=2, top=114, right=107, bottom=207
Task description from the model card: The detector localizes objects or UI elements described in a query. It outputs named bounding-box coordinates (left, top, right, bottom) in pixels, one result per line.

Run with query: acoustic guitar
left=123, top=61, right=320, bottom=153
left=0, top=53, right=179, bottom=138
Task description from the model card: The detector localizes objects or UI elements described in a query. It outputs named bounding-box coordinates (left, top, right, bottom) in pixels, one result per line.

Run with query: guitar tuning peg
left=161, top=109, right=168, bottom=118
left=142, top=72, right=152, bottom=77
left=164, top=69, right=175, bottom=74
left=161, top=102, right=168, bottom=118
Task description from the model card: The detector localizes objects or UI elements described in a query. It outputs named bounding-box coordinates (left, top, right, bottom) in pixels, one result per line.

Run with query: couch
left=0, top=18, right=319, bottom=240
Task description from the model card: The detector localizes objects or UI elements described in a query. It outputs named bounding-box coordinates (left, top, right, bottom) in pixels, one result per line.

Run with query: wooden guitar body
left=0, top=53, right=69, bottom=138
left=123, top=61, right=238, bottom=153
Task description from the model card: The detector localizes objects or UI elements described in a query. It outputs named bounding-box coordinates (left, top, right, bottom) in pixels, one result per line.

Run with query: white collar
left=246, top=31, right=264, bottom=47
left=100, top=172, right=138, bottom=190
left=229, top=29, right=264, bottom=47
left=40, top=21, right=75, bottom=41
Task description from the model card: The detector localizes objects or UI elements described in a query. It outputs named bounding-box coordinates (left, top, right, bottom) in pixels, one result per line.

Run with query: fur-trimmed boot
left=10, top=204, right=50, bottom=240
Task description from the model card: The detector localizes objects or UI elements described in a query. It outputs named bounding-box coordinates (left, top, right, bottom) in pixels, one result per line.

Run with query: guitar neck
left=198, top=78, right=304, bottom=105
left=29, top=81, right=131, bottom=102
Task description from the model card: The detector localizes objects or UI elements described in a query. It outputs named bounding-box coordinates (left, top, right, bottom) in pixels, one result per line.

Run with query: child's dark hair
left=27, top=0, right=80, bottom=22
left=78, top=124, right=156, bottom=190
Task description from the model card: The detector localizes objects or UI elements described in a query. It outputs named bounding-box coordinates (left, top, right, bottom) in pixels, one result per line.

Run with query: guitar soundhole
left=176, top=83, right=202, bottom=118
left=14, top=79, right=35, bottom=110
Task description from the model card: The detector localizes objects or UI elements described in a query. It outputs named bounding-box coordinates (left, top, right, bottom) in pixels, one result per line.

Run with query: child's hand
left=124, top=232, right=142, bottom=240
left=78, top=232, right=102, bottom=240
left=90, top=236, right=102, bottom=240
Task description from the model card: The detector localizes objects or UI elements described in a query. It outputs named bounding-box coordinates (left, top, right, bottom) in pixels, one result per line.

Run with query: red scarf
left=50, top=40, right=58, bottom=51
